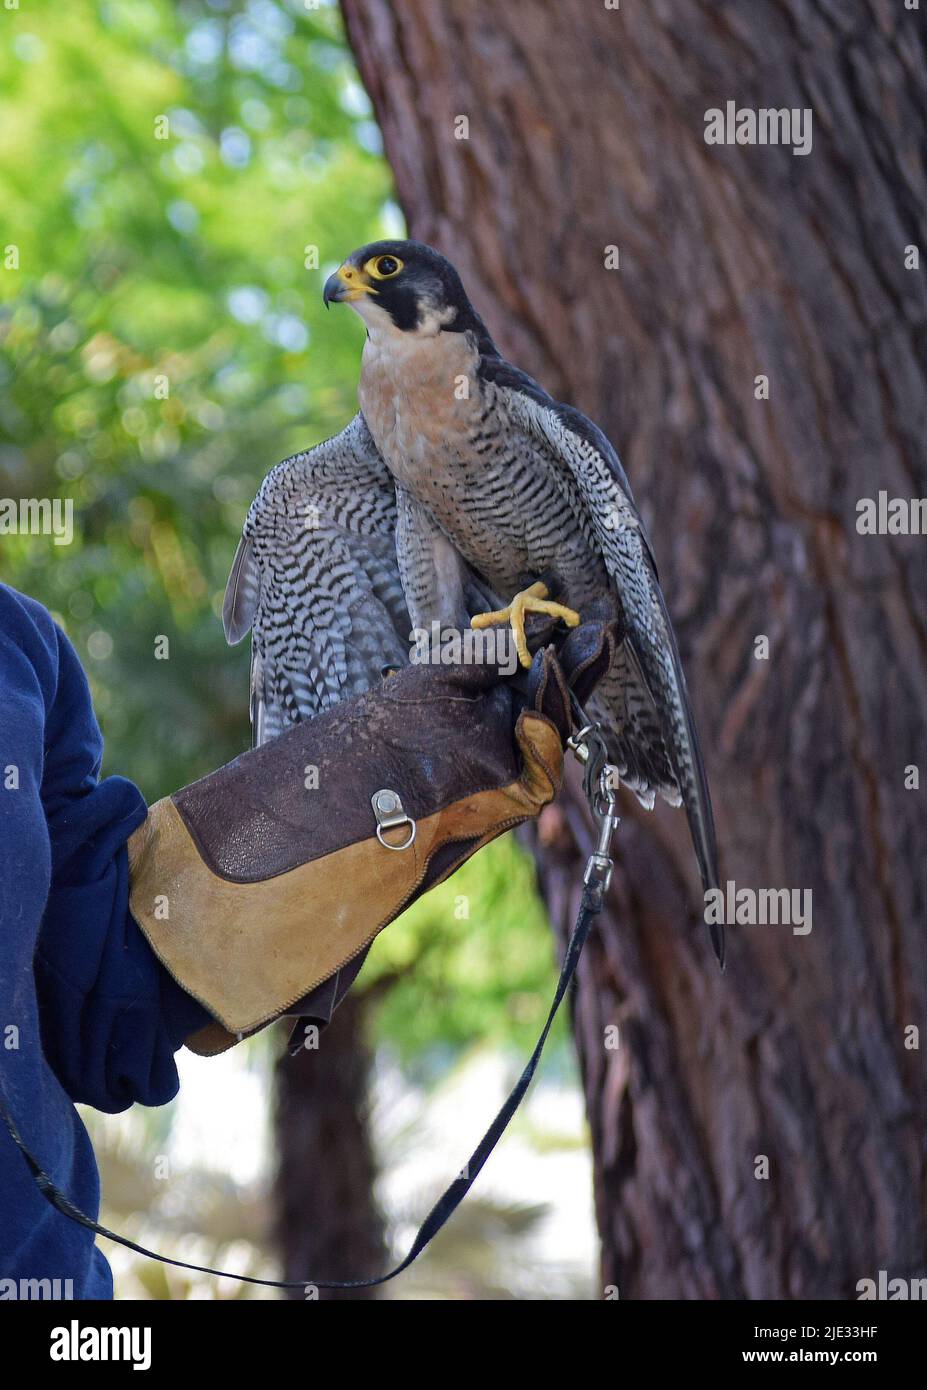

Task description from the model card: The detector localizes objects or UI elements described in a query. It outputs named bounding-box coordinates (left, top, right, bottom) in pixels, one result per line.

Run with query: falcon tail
left=675, top=702, right=724, bottom=971
left=597, top=616, right=724, bottom=971
left=647, top=605, right=724, bottom=971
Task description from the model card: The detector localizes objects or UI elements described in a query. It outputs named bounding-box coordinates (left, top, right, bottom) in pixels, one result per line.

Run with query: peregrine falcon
left=225, top=240, right=722, bottom=964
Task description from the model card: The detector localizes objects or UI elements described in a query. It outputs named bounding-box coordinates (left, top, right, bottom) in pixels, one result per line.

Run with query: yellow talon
left=470, top=582, right=581, bottom=669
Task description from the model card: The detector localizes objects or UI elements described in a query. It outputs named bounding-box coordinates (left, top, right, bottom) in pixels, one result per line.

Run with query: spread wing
left=224, top=413, right=411, bottom=746
left=483, top=359, right=721, bottom=954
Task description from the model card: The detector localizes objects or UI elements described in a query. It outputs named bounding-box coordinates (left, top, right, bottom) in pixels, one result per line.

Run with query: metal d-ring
left=372, top=788, right=417, bottom=851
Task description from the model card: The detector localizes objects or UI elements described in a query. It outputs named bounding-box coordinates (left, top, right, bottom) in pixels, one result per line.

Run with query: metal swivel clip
left=567, top=703, right=621, bottom=904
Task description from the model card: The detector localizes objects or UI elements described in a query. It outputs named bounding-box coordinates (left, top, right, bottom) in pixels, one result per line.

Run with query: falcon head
left=323, top=239, right=493, bottom=343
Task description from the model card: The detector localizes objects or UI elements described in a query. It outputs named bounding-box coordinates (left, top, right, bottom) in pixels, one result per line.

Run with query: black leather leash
left=0, top=720, right=620, bottom=1292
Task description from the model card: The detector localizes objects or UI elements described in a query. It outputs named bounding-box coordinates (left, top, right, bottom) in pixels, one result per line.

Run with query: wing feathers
left=222, top=535, right=260, bottom=645
left=494, top=373, right=721, bottom=959
left=227, top=414, right=411, bottom=745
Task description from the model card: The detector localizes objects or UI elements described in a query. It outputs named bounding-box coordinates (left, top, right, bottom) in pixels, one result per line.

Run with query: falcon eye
left=365, top=254, right=403, bottom=280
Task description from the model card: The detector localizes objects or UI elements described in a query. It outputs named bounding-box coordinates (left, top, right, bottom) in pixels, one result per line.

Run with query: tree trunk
left=341, top=0, right=927, bottom=1298
left=273, top=998, right=385, bottom=1299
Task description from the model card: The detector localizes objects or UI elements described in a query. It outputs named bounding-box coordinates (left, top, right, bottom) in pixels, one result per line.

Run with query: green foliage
left=0, top=0, right=390, bottom=796
left=0, top=0, right=562, bottom=1065
left=366, top=833, right=571, bottom=1060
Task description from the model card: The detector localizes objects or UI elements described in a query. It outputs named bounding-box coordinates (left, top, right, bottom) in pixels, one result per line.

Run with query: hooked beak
left=323, top=262, right=378, bottom=307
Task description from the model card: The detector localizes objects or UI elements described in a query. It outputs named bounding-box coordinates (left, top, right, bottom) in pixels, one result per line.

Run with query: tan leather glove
left=128, top=618, right=618, bottom=1055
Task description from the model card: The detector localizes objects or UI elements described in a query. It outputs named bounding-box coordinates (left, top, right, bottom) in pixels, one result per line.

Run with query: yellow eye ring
left=364, top=253, right=403, bottom=280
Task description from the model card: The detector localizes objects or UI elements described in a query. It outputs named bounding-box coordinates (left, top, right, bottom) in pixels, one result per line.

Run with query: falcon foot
left=470, top=581, right=581, bottom=669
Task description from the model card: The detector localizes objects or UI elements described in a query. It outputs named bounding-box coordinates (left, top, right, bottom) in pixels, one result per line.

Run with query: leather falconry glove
left=128, top=613, right=619, bottom=1057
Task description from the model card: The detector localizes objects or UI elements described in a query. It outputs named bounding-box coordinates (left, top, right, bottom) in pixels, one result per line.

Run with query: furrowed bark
left=342, top=0, right=927, bottom=1298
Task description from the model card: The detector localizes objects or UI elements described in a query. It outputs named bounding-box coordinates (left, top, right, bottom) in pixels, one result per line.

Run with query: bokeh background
left=0, top=0, right=594, bottom=1298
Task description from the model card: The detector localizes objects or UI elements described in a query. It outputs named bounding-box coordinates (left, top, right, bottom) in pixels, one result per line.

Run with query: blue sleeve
left=27, top=598, right=211, bottom=1113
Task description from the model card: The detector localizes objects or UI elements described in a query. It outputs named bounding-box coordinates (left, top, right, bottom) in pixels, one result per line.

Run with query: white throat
left=351, top=297, right=456, bottom=343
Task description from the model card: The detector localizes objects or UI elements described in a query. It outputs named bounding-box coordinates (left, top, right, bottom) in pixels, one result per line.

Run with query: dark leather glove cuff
left=128, top=615, right=618, bottom=1054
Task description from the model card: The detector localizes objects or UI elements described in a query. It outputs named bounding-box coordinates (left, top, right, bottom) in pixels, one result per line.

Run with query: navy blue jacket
left=0, top=584, right=210, bottom=1298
